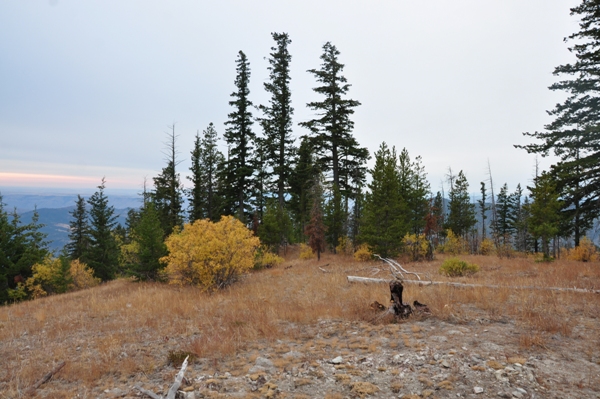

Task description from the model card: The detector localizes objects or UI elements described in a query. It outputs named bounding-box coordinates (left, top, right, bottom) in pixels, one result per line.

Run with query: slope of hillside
left=1, top=253, right=599, bottom=398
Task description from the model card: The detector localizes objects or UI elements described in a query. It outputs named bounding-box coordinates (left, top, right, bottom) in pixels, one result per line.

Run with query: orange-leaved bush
left=161, top=216, right=260, bottom=290
left=567, top=237, right=599, bottom=262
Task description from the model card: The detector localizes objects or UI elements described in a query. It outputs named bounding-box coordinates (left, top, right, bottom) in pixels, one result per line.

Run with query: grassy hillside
left=1, top=251, right=599, bottom=398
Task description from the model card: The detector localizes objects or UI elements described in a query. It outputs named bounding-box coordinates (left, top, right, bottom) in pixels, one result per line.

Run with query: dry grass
left=0, top=249, right=599, bottom=396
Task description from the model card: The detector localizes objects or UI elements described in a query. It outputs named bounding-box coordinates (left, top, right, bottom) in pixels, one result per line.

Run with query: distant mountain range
left=19, top=206, right=133, bottom=253
left=1, top=191, right=141, bottom=253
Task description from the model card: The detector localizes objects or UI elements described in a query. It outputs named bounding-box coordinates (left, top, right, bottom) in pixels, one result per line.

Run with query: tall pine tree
left=66, top=195, right=90, bottom=261
left=153, top=125, right=184, bottom=236
left=360, top=143, right=404, bottom=257
left=87, top=178, right=120, bottom=281
left=188, top=123, right=225, bottom=222
left=259, top=32, right=296, bottom=209
left=445, top=170, right=476, bottom=239
left=223, top=51, right=256, bottom=222
left=518, top=1, right=600, bottom=245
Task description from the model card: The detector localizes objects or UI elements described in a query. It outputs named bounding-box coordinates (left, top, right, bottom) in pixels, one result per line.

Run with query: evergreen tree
left=445, top=170, right=476, bottom=239
left=478, top=182, right=489, bottom=241
left=258, top=199, right=292, bottom=253
left=300, top=42, right=368, bottom=193
left=153, top=125, right=184, bottom=236
left=360, top=143, right=404, bottom=257
left=188, top=123, right=225, bottom=222
left=125, top=201, right=167, bottom=281
left=324, top=183, right=345, bottom=251
left=87, top=178, right=119, bottom=281
left=425, top=192, right=444, bottom=247
left=66, top=195, right=90, bottom=260
left=289, top=137, right=318, bottom=241
left=304, top=176, right=327, bottom=260
left=259, top=32, right=296, bottom=209
left=397, top=149, right=430, bottom=235
left=512, top=185, right=530, bottom=252
left=517, top=1, right=600, bottom=245
left=223, top=51, right=256, bottom=221
left=494, top=183, right=515, bottom=246
left=526, top=172, right=561, bottom=260
left=0, top=196, right=50, bottom=303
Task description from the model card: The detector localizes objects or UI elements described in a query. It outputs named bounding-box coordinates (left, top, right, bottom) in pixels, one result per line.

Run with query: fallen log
left=24, top=361, right=66, bottom=395
left=347, top=276, right=600, bottom=294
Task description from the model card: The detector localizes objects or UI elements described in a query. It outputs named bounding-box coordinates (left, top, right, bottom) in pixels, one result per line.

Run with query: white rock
left=516, top=387, right=527, bottom=394
left=330, top=356, right=343, bottom=364
left=473, top=386, right=484, bottom=394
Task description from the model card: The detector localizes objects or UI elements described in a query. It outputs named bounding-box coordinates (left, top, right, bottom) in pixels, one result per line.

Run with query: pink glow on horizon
left=0, top=172, right=135, bottom=189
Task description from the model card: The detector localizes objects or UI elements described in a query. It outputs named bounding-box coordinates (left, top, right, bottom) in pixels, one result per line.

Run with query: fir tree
left=304, top=176, right=327, bottom=260
left=526, top=172, right=561, bottom=260
left=188, top=123, right=225, bottom=222
left=360, top=143, right=403, bottom=257
left=300, top=42, right=368, bottom=193
left=153, top=125, right=184, bottom=236
left=66, top=195, right=90, bottom=260
left=289, top=137, right=318, bottom=240
left=223, top=51, right=256, bottom=221
left=478, top=182, right=489, bottom=241
left=0, top=196, right=50, bottom=303
left=445, top=170, right=476, bottom=239
left=397, top=149, right=430, bottom=235
left=324, top=183, right=345, bottom=251
left=494, top=183, right=515, bottom=246
left=125, top=201, right=167, bottom=281
left=87, top=178, right=120, bottom=281
left=259, top=32, right=296, bottom=209
left=517, top=1, right=600, bottom=245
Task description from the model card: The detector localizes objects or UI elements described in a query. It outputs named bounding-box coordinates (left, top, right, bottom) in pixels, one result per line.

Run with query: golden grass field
left=1, top=249, right=599, bottom=397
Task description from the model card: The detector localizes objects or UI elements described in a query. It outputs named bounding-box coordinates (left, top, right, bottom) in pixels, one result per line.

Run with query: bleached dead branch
left=373, top=254, right=421, bottom=280
left=134, top=355, right=189, bottom=399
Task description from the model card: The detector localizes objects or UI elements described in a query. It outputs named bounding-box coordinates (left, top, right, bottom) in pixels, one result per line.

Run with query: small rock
left=516, top=387, right=527, bottom=394
left=495, top=370, right=509, bottom=382
left=330, top=356, right=343, bottom=364
left=255, top=357, right=274, bottom=368
left=283, top=351, right=303, bottom=359
left=181, top=392, right=196, bottom=399
left=473, top=387, right=484, bottom=394
left=441, top=359, right=451, bottom=368
left=497, top=392, right=512, bottom=398
left=511, top=391, right=523, bottom=398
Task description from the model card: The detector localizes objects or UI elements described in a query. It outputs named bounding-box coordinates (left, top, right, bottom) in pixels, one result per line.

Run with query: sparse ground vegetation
left=1, top=248, right=599, bottom=397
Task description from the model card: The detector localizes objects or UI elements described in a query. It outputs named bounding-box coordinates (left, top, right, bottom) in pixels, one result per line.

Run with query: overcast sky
left=0, top=0, right=581, bottom=197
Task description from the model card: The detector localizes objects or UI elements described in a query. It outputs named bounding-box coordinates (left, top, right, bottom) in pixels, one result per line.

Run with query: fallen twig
left=24, top=361, right=66, bottom=395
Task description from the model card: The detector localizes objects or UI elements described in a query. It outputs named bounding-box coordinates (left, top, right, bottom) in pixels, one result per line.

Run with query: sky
left=0, top=0, right=582, bottom=197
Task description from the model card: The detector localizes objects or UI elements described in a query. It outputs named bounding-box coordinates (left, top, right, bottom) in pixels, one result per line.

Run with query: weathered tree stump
left=389, top=280, right=413, bottom=318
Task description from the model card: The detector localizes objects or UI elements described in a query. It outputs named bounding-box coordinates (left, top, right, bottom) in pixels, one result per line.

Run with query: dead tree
left=389, top=280, right=413, bottom=318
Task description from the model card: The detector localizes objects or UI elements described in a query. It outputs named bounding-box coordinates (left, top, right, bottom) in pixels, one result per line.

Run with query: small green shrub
left=439, top=257, right=479, bottom=277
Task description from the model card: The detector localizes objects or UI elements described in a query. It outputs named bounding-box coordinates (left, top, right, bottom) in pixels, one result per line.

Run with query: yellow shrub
left=439, top=258, right=479, bottom=277
left=299, top=243, right=315, bottom=260
left=402, top=233, right=430, bottom=261
left=24, top=257, right=99, bottom=299
left=69, top=259, right=101, bottom=290
left=353, top=244, right=373, bottom=262
left=254, top=245, right=284, bottom=269
left=567, top=237, right=599, bottom=262
left=161, top=216, right=260, bottom=290
left=336, top=236, right=354, bottom=256
left=439, top=230, right=467, bottom=255
left=479, top=238, right=496, bottom=255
